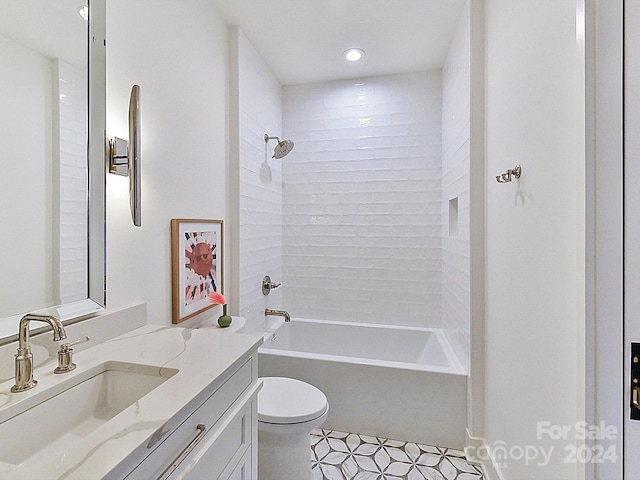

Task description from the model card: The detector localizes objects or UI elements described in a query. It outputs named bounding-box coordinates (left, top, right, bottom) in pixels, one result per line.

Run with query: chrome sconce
left=108, top=85, right=141, bottom=226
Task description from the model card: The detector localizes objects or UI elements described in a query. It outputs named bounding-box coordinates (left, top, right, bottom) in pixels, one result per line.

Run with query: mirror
left=0, top=0, right=106, bottom=341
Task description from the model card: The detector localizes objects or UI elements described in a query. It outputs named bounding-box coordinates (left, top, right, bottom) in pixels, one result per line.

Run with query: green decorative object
left=217, top=304, right=232, bottom=328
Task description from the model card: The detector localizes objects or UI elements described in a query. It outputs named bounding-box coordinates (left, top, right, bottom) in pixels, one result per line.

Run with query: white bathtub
left=257, top=318, right=467, bottom=448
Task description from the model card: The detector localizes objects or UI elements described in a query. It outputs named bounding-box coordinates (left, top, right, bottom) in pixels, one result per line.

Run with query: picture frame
left=171, top=218, right=223, bottom=324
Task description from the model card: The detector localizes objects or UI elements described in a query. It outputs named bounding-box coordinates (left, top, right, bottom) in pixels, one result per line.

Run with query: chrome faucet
left=265, top=309, right=290, bottom=322
left=11, top=314, right=67, bottom=393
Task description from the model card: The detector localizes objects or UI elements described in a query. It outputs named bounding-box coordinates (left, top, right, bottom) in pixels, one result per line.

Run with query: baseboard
left=465, top=429, right=505, bottom=480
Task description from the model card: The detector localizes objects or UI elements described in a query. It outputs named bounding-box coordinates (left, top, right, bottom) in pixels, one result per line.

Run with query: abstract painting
left=171, top=219, right=223, bottom=324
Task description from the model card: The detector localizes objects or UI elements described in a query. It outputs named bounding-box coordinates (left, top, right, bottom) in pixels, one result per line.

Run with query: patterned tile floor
left=310, top=429, right=485, bottom=480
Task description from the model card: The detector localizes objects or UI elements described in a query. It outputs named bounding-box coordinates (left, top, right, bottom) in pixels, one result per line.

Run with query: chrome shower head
left=265, top=134, right=294, bottom=159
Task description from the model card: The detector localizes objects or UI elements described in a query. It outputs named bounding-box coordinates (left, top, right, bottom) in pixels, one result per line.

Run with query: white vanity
left=0, top=321, right=263, bottom=480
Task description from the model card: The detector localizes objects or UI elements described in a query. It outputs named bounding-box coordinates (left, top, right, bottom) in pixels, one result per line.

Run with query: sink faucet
left=11, top=314, right=67, bottom=393
left=265, top=309, right=290, bottom=322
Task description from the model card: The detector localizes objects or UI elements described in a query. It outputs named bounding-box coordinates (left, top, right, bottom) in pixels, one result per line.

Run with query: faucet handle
left=262, top=275, right=281, bottom=295
left=54, top=336, right=90, bottom=374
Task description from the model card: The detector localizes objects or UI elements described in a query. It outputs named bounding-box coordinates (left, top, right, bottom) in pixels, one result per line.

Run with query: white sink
left=0, top=361, right=178, bottom=467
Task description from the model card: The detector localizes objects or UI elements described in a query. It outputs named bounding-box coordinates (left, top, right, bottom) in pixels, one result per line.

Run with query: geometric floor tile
left=310, top=429, right=485, bottom=480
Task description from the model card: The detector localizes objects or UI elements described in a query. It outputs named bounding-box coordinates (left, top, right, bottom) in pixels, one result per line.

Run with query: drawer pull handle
left=157, top=424, right=206, bottom=480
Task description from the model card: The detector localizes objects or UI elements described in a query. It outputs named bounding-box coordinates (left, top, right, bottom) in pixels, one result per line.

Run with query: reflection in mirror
left=0, top=0, right=106, bottom=341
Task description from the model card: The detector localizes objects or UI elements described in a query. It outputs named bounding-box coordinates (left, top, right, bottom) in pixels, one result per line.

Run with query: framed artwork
left=171, top=219, right=223, bottom=324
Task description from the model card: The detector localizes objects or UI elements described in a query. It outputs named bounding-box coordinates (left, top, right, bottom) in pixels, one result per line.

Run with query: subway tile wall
left=441, top=4, right=471, bottom=370
left=237, top=30, right=284, bottom=323
left=57, top=60, right=88, bottom=305
left=281, top=72, right=444, bottom=327
left=237, top=26, right=471, bottom=360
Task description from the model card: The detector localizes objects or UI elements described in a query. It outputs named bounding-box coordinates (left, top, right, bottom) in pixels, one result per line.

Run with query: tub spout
left=265, top=309, right=290, bottom=322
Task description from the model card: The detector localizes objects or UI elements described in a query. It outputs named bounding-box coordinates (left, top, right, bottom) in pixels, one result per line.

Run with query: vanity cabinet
left=117, top=354, right=260, bottom=480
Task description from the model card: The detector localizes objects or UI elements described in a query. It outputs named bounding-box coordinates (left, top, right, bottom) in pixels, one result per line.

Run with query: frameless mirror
left=0, top=0, right=106, bottom=341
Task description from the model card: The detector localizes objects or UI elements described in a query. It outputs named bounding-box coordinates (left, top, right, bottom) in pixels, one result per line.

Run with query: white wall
left=442, top=1, right=471, bottom=371
left=483, top=0, right=584, bottom=478
left=232, top=28, right=285, bottom=326
left=105, top=0, right=229, bottom=326
left=281, top=72, right=443, bottom=328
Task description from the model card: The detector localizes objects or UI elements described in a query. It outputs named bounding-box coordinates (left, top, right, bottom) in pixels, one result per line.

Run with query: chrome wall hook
left=496, top=165, right=522, bottom=183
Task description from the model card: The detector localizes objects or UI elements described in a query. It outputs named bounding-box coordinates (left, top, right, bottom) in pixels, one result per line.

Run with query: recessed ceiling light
left=343, top=48, right=365, bottom=62
left=78, top=5, right=89, bottom=21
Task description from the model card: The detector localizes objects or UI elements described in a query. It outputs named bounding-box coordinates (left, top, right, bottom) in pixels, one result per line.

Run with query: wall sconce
left=108, top=85, right=141, bottom=227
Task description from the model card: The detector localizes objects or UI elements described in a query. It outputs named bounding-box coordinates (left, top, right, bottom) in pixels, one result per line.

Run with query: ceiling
left=0, top=0, right=87, bottom=67
left=209, top=0, right=467, bottom=86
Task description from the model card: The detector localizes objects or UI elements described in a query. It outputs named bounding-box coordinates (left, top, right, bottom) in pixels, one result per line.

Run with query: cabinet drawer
left=223, top=448, right=252, bottom=480
left=179, top=398, right=253, bottom=479
left=124, top=359, right=253, bottom=480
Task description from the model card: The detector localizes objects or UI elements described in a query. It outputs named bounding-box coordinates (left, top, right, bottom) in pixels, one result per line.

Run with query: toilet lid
left=258, top=377, right=328, bottom=424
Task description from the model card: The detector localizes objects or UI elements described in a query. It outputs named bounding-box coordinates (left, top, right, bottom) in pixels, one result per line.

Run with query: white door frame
left=585, top=0, right=624, bottom=479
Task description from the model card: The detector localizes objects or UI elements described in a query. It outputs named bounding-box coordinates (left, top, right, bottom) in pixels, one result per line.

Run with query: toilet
left=257, top=377, right=329, bottom=480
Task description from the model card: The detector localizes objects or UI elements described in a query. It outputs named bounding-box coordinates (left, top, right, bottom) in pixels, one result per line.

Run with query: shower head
left=273, top=139, right=294, bottom=159
left=265, top=134, right=294, bottom=159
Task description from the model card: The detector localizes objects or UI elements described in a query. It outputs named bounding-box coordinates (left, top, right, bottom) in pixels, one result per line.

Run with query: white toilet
left=257, top=377, right=329, bottom=480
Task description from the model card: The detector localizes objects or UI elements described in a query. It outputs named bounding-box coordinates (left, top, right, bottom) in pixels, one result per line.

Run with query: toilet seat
left=258, top=377, right=328, bottom=425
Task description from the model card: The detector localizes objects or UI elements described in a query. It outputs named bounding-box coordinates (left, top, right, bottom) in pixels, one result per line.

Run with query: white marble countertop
left=0, top=324, right=263, bottom=479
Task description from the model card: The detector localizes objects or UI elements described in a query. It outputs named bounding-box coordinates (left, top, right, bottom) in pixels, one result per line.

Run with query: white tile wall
left=442, top=3, right=471, bottom=370
left=281, top=72, right=443, bottom=327
left=236, top=30, right=470, bottom=357
left=236, top=29, right=284, bottom=325
left=57, top=60, right=88, bottom=304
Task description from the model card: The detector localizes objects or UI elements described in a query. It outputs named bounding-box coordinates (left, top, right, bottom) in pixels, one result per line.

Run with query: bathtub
left=257, top=318, right=467, bottom=448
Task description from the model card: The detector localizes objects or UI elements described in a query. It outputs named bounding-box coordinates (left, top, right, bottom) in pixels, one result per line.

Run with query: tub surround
left=258, top=318, right=466, bottom=448
left=0, top=316, right=262, bottom=479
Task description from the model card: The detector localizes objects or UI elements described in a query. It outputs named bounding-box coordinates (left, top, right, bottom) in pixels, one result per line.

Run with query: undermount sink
left=0, top=361, right=178, bottom=468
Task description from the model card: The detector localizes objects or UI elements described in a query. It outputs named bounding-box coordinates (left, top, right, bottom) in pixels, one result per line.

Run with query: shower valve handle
left=262, top=275, right=281, bottom=295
